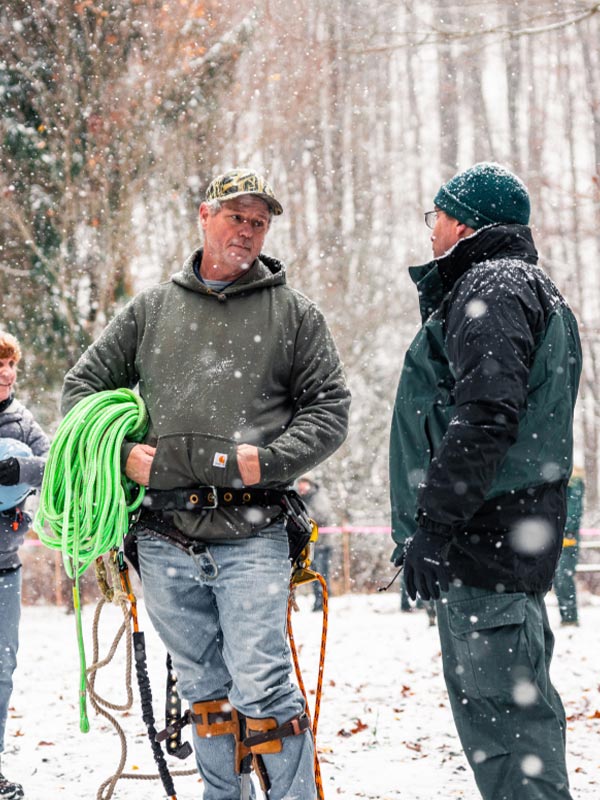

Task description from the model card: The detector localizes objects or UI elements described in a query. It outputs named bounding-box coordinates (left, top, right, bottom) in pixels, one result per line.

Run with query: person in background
left=0, top=331, right=49, bottom=800
left=296, top=474, right=333, bottom=612
left=554, top=467, right=585, bottom=626
left=389, top=163, right=581, bottom=799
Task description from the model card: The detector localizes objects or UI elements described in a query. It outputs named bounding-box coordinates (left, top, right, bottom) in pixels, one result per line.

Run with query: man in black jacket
left=389, top=163, right=581, bottom=799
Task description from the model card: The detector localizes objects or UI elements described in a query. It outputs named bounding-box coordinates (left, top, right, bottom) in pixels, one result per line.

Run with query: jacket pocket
left=149, top=432, right=242, bottom=490
left=447, top=592, right=533, bottom=699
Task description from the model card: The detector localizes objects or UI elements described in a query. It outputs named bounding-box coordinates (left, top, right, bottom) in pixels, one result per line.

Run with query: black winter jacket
left=390, top=224, right=582, bottom=593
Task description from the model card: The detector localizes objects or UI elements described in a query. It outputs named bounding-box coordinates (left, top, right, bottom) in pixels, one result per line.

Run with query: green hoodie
left=62, top=249, right=350, bottom=540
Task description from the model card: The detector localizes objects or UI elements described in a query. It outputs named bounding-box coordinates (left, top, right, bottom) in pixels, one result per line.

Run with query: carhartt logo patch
left=213, top=452, right=228, bottom=468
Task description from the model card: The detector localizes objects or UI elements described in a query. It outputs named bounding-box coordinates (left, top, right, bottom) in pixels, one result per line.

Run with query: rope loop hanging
left=33, top=388, right=149, bottom=732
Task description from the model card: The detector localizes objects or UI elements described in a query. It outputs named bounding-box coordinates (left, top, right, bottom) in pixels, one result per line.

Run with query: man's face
left=297, top=480, right=311, bottom=496
left=0, top=356, right=17, bottom=403
left=199, top=196, right=271, bottom=278
left=430, top=209, right=462, bottom=258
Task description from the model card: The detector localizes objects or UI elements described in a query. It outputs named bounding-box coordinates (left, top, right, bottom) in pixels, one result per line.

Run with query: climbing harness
left=129, top=508, right=221, bottom=581
left=34, top=388, right=329, bottom=799
left=139, top=485, right=315, bottom=564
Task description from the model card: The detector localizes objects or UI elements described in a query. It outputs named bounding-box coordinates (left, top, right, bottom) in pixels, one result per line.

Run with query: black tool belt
left=142, top=486, right=288, bottom=512
left=134, top=487, right=314, bottom=566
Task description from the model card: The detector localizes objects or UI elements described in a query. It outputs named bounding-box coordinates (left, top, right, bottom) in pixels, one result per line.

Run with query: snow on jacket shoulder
left=390, top=224, right=582, bottom=592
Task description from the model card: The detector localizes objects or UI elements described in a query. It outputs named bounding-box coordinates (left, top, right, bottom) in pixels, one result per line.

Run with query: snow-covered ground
left=6, top=589, right=600, bottom=799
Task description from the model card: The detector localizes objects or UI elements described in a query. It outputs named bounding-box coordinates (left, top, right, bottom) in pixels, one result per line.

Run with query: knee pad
left=191, top=698, right=241, bottom=739
left=192, top=698, right=251, bottom=776
left=244, top=712, right=311, bottom=792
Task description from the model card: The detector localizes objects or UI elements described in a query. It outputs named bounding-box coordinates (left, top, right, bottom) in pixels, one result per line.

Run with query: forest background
left=2, top=0, right=600, bottom=590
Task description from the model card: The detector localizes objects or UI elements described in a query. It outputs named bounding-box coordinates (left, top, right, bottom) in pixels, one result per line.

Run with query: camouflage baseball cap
left=205, top=168, right=283, bottom=215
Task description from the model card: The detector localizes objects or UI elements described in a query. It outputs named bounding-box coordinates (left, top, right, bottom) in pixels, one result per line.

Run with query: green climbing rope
left=33, top=388, right=149, bottom=732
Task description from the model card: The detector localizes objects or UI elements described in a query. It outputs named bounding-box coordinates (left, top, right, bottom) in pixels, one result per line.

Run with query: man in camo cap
left=205, top=168, right=284, bottom=216
left=63, top=167, right=350, bottom=799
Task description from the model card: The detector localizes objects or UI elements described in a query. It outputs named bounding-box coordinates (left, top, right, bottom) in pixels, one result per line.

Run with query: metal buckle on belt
left=204, top=486, right=218, bottom=509
left=185, top=486, right=218, bottom=510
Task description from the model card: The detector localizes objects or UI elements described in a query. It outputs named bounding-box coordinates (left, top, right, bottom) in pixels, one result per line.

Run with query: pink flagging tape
left=319, top=526, right=600, bottom=536
left=21, top=527, right=600, bottom=545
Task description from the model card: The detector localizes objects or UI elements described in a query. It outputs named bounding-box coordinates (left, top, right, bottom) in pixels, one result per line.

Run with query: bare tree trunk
left=505, top=5, right=522, bottom=171
left=437, top=2, right=458, bottom=177
left=559, top=27, right=599, bottom=506
left=466, top=45, right=496, bottom=163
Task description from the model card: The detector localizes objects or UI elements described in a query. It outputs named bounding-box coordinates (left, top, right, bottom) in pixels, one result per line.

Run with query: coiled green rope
left=33, top=388, right=149, bottom=732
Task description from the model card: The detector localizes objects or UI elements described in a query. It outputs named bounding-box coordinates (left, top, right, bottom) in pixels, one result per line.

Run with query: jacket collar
left=410, top=224, right=538, bottom=321
left=0, top=395, right=14, bottom=414
left=171, top=248, right=287, bottom=296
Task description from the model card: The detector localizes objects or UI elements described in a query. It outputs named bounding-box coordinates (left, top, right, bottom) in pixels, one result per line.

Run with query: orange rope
left=287, top=573, right=328, bottom=800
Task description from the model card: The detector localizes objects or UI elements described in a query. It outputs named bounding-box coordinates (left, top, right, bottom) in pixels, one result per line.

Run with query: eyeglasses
left=424, top=210, right=439, bottom=229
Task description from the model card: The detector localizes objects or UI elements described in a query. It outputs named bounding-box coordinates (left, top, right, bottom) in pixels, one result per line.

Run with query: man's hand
left=236, top=444, right=261, bottom=486
left=0, top=457, right=20, bottom=486
left=403, top=529, right=451, bottom=602
left=125, top=444, right=156, bottom=486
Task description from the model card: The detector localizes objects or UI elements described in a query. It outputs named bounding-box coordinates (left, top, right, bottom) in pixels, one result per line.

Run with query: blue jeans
left=0, top=567, right=21, bottom=753
left=137, top=523, right=316, bottom=800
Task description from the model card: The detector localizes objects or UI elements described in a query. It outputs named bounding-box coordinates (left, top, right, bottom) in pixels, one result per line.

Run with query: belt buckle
left=204, top=486, right=218, bottom=509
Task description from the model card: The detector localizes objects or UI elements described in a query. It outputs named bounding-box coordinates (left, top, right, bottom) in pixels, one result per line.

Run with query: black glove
left=0, top=457, right=20, bottom=486
left=403, top=528, right=450, bottom=602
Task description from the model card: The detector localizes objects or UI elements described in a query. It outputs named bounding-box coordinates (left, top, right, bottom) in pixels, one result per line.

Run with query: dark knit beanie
left=434, top=162, right=530, bottom=229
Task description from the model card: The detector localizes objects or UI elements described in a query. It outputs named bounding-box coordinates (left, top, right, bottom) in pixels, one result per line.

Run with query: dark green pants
left=436, top=585, right=572, bottom=799
left=553, top=543, right=579, bottom=623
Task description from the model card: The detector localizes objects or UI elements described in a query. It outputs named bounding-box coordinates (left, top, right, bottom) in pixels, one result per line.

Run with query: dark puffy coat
left=390, top=224, right=582, bottom=593
left=0, top=398, right=49, bottom=569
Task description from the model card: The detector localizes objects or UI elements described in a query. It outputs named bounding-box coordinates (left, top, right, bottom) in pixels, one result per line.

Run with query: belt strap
left=142, top=486, right=288, bottom=512
left=191, top=699, right=241, bottom=738
left=243, top=712, right=310, bottom=750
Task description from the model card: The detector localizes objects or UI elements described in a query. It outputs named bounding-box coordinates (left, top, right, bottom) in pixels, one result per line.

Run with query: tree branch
left=349, top=2, right=600, bottom=53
